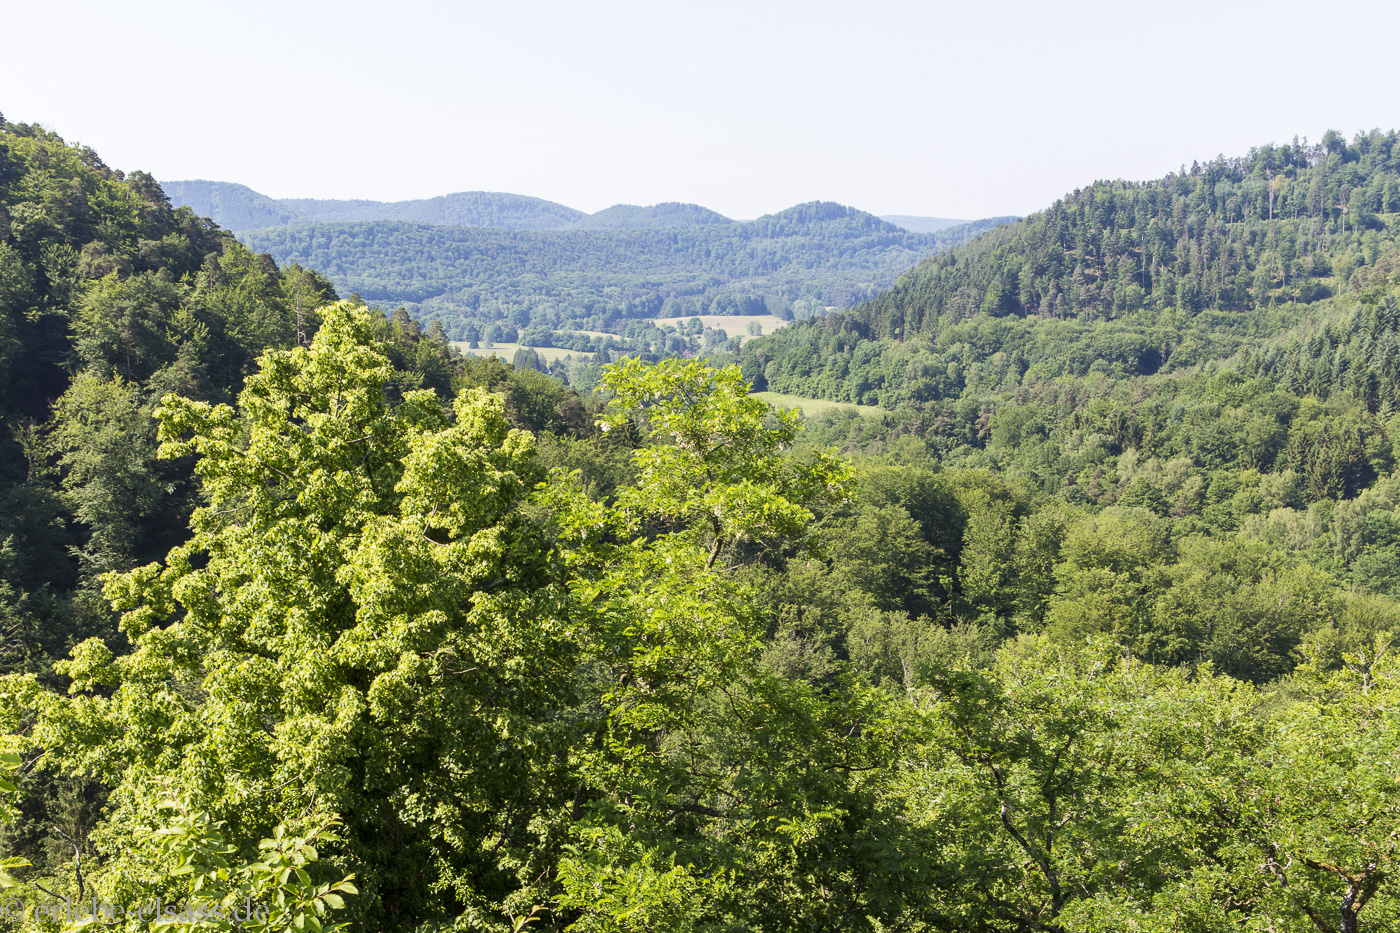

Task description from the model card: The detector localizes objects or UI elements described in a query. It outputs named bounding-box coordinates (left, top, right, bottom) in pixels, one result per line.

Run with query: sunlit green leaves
left=27, top=303, right=574, bottom=929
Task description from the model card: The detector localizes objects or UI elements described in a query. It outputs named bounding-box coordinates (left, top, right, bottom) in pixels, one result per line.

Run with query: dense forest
left=4, top=115, right=1400, bottom=933
left=743, top=130, right=1400, bottom=407
left=232, top=207, right=1013, bottom=344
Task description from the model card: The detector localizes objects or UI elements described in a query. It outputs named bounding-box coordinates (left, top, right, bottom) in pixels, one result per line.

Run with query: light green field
left=752, top=391, right=886, bottom=418
left=451, top=342, right=593, bottom=363
left=653, top=314, right=789, bottom=343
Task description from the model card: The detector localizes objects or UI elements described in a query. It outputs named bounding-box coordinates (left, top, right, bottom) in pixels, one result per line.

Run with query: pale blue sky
left=7, top=0, right=1399, bottom=219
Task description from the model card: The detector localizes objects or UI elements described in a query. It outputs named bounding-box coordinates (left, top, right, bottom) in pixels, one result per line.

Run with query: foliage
left=9, top=116, right=1400, bottom=933
left=1226, top=637, right=1400, bottom=933
left=0, top=752, right=28, bottom=890
left=23, top=305, right=575, bottom=929
left=901, top=643, right=1262, bottom=931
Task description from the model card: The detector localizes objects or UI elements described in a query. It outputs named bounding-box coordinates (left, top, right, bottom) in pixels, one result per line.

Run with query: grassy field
left=450, top=342, right=592, bottom=363
left=451, top=316, right=788, bottom=363
left=753, top=391, right=886, bottom=418
left=653, top=314, right=790, bottom=344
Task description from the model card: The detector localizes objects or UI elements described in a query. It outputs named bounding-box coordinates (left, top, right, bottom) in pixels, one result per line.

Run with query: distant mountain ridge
left=572, top=202, right=733, bottom=229
left=159, top=181, right=308, bottom=231
left=750, top=201, right=909, bottom=237
left=162, top=181, right=586, bottom=231
left=278, top=191, right=587, bottom=229
left=161, top=179, right=984, bottom=235
left=879, top=215, right=970, bottom=233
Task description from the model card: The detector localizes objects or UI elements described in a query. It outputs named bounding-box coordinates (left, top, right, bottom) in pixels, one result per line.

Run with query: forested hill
left=162, top=177, right=1017, bottom=342
left=156, top=180, right=307, bottom=230
left=744, top=129, right=1400, bottom=407
left=570, top=201, right=732, bottom=228
left=279, top=190, right=588, bottom=229
left=236, top=205, right=1017, bottom=339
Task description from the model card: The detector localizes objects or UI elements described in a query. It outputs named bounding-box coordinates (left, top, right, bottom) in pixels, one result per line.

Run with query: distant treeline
left=236, top=207, right=1016, bottom=341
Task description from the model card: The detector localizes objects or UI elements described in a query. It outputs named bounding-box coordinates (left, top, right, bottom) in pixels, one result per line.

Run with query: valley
left=163, top=181, right=1015, bottom=363
left=3, top=114, right=1400, bottom=933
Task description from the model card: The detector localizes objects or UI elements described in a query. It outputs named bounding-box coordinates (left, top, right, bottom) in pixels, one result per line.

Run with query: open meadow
left=451, top=341, right=593, bottom=363
left=752, top=390, right=885, bottom=418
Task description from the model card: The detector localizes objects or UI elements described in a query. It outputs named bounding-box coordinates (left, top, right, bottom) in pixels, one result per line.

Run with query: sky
left=7, top=0, right=1400, bottom=220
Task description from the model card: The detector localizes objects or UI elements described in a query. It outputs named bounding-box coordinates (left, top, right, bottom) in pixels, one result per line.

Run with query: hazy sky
left=8, top=0, right=1399, bottom=220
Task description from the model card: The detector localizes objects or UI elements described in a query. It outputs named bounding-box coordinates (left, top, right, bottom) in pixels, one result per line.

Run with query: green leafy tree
left=26, top=303, right=574, bottom=930
left=0, top=766, right=356, bottom=933
left=541, top=360, right=950, bottom=930
left=1213, top=637, right=1400, bottom=933
left=48, top=374, right=164, bottom=576
left=0, top=752, right=28, bottom=890
left=899, top=640, right=1261, bottom=933
left=592, top=357, right=850, bottom=570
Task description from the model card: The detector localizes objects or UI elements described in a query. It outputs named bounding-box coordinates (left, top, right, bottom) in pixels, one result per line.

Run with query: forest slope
left=743, top=129, right=1400, bottom=409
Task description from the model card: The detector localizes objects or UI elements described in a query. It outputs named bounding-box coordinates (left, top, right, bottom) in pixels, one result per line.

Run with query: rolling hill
left=742, top=129, right=1400, bottom=409
left=234, top=203, right=1017, bottom=341
left=570, top=201, right=733, bottom=229
left=159, top=180, right=308, bottom=230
